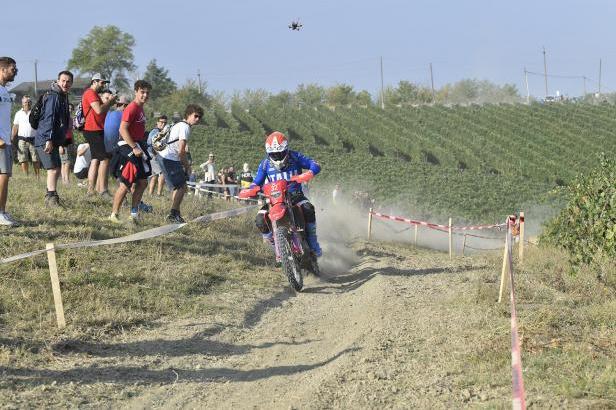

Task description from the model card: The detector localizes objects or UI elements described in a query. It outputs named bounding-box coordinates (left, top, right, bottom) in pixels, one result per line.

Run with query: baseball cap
left=91, top=73, right=109, bottom=83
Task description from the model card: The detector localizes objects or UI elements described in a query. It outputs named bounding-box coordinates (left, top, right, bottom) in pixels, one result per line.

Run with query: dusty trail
left=117, top=242, right=505, bottom=409
left=1, top=240, right=510, bottom=408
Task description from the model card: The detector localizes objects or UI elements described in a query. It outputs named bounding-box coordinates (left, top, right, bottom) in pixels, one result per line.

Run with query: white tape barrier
left=187, top=182, right=261, bottom=204
left=0, top=205, right=258, bottom=265
left=187, top=182, right=239, bottom=189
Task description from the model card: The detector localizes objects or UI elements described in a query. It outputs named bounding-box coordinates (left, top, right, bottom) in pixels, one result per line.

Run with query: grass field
left=0, top=100, right=614, bottom=406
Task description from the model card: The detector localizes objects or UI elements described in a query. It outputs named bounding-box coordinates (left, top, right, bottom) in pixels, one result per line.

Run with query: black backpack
left=29, top=91, right=54, bottom=130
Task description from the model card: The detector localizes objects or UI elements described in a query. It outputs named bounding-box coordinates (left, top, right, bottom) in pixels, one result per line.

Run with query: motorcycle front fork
left=272, top=221, right=303, bottom=262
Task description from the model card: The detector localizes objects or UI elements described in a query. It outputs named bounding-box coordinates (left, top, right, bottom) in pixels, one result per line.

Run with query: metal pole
left=34, top=59, right=38, bottom=98
left=598, top=59, right=602, bottom=96
left=429, top=63, right=436, bottom=102
left=380, top=56, right=385, bottom=110
left=524, top=67, right=530, bottom=104
left=197, top=69, right=202, bottom=94
left=583, top=76, right=587, bottom=96
left=543, top=46, right=549, bottom=98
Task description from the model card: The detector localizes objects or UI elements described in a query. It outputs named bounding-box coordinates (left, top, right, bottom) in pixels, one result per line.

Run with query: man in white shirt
left=73, top=143, right=91, bottom=181
left=157, top=104, right=203, bottom=223
left=11, top=95, right=40, bottom=178
left=0, top=57, right=19, bottom=226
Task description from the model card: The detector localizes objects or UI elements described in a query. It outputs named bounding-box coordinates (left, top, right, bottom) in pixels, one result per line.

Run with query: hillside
left=1, top=189, right=614, bottom=407
left=186, top=102, right=616, bottom=221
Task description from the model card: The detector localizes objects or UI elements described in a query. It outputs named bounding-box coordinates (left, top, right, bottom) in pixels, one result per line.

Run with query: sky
left=3, top=0, right=616, bottom=99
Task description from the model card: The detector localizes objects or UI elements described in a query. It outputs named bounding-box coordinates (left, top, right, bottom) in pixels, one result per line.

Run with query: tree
left=68, top=25, right=136, bottom=92
left=295, top=84, right=325, bottom=106
left=355, top=90, right=373, bottom=107
left=150, top=80, right=211, bottom=117
left=396, top=81, right=433, bottom=105
left=143, top=59, right=177, bottom=100
left=326, top=84, right=355, bottom=107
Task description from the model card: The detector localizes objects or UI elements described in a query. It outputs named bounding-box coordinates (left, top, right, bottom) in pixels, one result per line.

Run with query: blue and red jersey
left=251, top=150, right=321, bottom=193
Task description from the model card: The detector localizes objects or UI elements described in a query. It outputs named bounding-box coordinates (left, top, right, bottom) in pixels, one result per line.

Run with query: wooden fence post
left=413, top=224, right=418, bottom=247
left=462, top=234, right=468, bottom=256
left=46, top=243, right=66, bottom=329
left=519, top=211, right=525, bottom=263
left=367, top=208, right=373, bottom=241
left=498, top=225, right=510, bottom=303
left=448, top=218, right=453, bottom=259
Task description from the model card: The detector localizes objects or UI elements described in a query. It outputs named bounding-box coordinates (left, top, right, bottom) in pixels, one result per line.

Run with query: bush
left=542, top=154, right=616, bottom=267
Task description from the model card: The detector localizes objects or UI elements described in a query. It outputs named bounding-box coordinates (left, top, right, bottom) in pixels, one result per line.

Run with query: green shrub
left=542, top=154, right=616, bottom=267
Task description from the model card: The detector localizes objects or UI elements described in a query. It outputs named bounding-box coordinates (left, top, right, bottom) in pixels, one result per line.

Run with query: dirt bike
left=240, top=177, right=320, bottom=291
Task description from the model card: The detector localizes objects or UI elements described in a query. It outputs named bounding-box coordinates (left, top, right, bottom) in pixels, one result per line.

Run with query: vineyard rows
left=187, top=103, right=616, bottom=221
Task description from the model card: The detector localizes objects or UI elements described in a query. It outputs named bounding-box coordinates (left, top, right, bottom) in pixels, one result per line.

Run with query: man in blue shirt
left=103, top=95, right=128, bottom=155
left=242, top=131, right=322, bottom=256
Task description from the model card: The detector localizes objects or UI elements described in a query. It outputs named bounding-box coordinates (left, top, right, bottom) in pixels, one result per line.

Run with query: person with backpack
left=81, top=73, right=117, bottom=199
left=33, top=70, right=73, bottom=207
left=0, top=57, right=19, bottom=226
left=146, top=114, right=168, bottom=196
left=156, top=104, right=203, bottom=223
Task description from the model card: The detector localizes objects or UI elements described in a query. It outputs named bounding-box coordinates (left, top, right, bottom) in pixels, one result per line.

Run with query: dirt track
left=1, top=240, right=513, bottom=408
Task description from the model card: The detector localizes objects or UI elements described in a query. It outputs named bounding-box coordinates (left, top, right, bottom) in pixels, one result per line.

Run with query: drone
left=289, top=19, right=303, bottom=31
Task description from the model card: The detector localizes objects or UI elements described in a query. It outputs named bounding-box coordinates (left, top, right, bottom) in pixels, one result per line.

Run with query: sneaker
left=108, top=213, right=122, bottom=224
left=99, top=191, right=113, bottom=201
left=138, top=201, right=153, bottom=213
left=129, top=212, right=141, bottom=225
left=166, top=213, right=186, bottom=224
left=0, top=213, right=18, bottom=227
left=45, top=194, right=60, bottom=207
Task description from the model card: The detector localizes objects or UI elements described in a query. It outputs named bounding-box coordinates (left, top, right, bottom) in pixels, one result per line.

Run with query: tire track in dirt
left=120, top=241, right=506, bottom=409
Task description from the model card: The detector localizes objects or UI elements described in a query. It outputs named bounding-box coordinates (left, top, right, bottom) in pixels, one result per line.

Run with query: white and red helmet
left=265, top=131, right=289, bottom=169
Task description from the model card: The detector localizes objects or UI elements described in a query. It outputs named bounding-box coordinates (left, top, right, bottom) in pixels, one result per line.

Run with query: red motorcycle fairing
left=269, top=203, right=287, bottom=222
left=263, top=179, right=287, bottom=206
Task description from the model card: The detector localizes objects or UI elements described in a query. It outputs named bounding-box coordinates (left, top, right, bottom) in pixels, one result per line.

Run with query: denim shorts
left=158, top=156, right=187, bottom=190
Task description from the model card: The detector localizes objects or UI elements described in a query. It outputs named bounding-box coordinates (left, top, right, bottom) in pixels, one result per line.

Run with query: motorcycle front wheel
left=275, top=226, right=303, bottom=291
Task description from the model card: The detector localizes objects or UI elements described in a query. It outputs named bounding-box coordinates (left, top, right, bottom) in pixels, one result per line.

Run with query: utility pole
left=380, top=56, right=385, bottom=110
left=197, top=69, right=202, bottom=94
left=582, top=76, right=587, bottom=96
left=598, top=59, right=602, bottom=96
left=429, top=63, right=436, bottom=102
left=33, top=59, right=38, bottom=98
left=524, top=67, right=530, bottom=104
left=543, top=46, right=549, bottom=98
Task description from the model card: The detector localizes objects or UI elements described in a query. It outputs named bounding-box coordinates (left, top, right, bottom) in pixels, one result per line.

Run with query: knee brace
left=300, top=201, right=316, bottom=224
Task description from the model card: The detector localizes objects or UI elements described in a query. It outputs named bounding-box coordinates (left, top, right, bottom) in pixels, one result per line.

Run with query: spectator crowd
left=0, top=56, right=255, bottom=227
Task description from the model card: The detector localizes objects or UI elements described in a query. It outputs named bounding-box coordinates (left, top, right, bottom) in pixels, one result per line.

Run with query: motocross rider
left=240, top=131, right=322, bottom=256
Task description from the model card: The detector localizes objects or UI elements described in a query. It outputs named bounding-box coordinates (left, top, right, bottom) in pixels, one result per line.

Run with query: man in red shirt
left=109, top=80, right=152, bottom=224
left=81, top=73, right=117, bottom=199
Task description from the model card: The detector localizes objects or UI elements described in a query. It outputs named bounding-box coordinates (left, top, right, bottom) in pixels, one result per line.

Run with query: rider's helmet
left=265, top=131, right=289, bottom=170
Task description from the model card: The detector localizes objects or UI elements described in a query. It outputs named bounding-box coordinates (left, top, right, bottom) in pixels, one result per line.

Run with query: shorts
left=83, top=130, right=110, bottom=161
left=17, top=139, right=39, bottom=163
left=158, top=156, right=187, bottom=190
left=60, top=144, right=76, bottom=165
left=35, top=145, right=62, bottom=170
left=0, top=146, right=13, bottom=175
left=110, top=142, right=152, bottom=187
left=74, top=168, right=88, bottom=179
left=150, top=153, right=163, bottom=175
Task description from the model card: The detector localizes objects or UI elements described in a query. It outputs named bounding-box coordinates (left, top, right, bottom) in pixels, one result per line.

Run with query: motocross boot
left=262, top=232, right=275, bottom=251
left=305, top=223, right=322, bottom=257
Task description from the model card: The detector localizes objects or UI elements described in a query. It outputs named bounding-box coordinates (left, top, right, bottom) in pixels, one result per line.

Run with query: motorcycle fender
left=269, top=203, right=287, bottom=222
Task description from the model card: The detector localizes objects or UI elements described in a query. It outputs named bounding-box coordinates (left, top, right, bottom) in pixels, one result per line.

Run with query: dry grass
left=0, top=173, right=279, bottom=366
left=470, top=244, right=616, bottom=407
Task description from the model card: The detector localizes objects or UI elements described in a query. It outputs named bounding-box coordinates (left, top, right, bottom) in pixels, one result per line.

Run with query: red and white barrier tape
left=371, top=211, right=507, bottom=231
left=506, top=215, right=526, bottom=410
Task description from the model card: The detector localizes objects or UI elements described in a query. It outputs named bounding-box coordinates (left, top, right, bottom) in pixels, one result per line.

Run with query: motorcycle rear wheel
left=275, top=227, right=303, bottom=291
